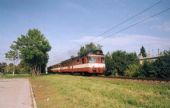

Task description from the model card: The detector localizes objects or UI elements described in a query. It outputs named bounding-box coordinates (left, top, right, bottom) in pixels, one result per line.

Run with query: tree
left=152, top=50, right=170, bottom=78
left=5, top=45, right=19, bottom=76
left=8, top=29, right=51, bottom=75
left=16, top=61, right=31, bottom=74
left=125, top=64, right=140, bottom=77
left=6, top=63, right=15, bottom=74
left=138, top=61, right=156, bottom=78
left=137, top=49, right=170, bottom=78
left=78, top=42, right=102, bottom=56
left=0, top=62, right=7, bottom=74
left=105, top=50, right=139, bottom=76
left=139, top=46, right=147, bottom=57
left=105, top=52, right=114, bottom=76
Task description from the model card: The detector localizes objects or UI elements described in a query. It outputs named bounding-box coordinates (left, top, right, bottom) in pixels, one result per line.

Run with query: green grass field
left=30, top=74, right=170, bottom=108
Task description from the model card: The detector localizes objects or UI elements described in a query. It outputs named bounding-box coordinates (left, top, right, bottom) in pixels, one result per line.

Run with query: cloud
left=72, top=34, right=170, bottom=53
left=151, top=21, right=170, bottom=32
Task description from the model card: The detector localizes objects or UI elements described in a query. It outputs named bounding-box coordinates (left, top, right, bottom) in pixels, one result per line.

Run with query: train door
left=82, top=58, right=85, bottom=64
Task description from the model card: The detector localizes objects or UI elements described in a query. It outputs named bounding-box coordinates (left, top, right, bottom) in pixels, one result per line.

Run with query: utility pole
left=13, top=58, right=15, bottom=76
left=12, top=50, right=19, bottom=76
left=158, top=49, right=160, bottom=56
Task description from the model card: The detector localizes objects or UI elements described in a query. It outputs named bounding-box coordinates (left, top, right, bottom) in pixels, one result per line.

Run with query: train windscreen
left=88, top=57, right=96, bottom=63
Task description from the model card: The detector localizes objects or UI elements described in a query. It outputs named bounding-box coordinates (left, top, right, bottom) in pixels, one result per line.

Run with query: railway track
left=49, top=72, right=170, bottom=82
left=90, top=75, right=170, bottom=82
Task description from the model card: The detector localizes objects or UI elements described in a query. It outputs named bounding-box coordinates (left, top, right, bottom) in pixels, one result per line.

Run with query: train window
left=88, top=57, right=96, bottom=63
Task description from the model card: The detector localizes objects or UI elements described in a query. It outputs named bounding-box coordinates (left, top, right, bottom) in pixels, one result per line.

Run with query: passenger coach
left=48, top=50, right=105, bottom=75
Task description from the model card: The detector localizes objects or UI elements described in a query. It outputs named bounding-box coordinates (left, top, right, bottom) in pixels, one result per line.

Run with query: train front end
left=87, top=50, right=106, bottom=74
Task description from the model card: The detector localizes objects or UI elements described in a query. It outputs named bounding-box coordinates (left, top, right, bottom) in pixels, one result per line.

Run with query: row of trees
left=105, top=48, right=170, bottom=78
left=0, top=62, right=31, bottom=74
left=139, top=51, right=170, bottom=78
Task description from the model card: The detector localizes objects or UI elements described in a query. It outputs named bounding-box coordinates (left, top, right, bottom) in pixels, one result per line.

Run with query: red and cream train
left=48, top=50, right=106, bottom=75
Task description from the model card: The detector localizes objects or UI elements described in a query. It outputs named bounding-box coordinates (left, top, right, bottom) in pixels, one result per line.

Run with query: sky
left=0, top=0, right=170, bottom=66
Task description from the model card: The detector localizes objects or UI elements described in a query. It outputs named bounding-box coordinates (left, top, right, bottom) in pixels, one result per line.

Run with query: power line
left=97, top=0, right=162, bottom=37
left=79, top=0, right=162, bottom=47
left=52, top=7, right=170, bottom=63
left=50, top=1, right=165, bottom=64
left=96, top=7, right=170, bottom=43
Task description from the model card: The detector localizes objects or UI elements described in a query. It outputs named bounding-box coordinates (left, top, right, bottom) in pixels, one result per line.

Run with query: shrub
left=105, top=51, right=139, bottom=76
left=125, top=64, right=140, bottom=77
left=153, top=51, right=170, bottom=78
left=138, top=61, right=157, bottom=78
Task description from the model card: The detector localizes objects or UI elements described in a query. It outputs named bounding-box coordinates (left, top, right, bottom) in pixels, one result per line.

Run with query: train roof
left=89, top=50, right=104, bottom=55
left=49, top=49, right=104, bottom=67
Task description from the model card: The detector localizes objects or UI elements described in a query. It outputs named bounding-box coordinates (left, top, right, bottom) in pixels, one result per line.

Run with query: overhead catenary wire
left=78, top=0, right=162, bottom=47
left=96, top=0, right=162, bottom=37
left=95, top=7, right=170, bottom=43
left=51, top=1, right=168, bottom=64
left=51, top=7, right=170, bottom=64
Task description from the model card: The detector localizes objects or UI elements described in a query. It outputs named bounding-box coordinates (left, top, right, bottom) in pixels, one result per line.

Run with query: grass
left=30, top=74, right=170, bottom=108
left=0, top=73, right=31, bottom=78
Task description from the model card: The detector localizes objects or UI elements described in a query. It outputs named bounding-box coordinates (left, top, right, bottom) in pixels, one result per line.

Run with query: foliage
left=139, top=46, right=147, bottom=57
left=125, top=64, right=140, bottom=77
left=152, top=50, right=170, bottom=78
left=138, top=61, right=156, bottom=78
left=138, top=50, right=170, bottom=78
left=105, top=49, right=170, bottom=78
left=15, top=62, right=31, bottom=74
left=0, top=62, right=7, bottom=74
left=104, top=53, right=113, bottom=76
left=1, top=62, right=31, bottom=74
left=5, top=63, right=15, bottom=74
left=77, top=42, right=102, bottom=56
left=5, top=45, right=19, bottom=75
left=105, top=50, right=139, bottom=76
left=7, top=29, right=51, bottom=75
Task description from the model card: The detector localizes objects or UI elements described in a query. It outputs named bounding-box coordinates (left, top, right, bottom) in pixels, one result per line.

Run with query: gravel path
left=0, top=78, right=33, bottom=108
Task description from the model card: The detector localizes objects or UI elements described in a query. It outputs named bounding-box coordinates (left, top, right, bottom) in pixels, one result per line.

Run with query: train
left=48, top=50, right=106, bottom=75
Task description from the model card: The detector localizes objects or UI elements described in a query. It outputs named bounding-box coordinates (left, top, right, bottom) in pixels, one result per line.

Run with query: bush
left=125, top=64, right=140, bottom=77
left=138, top=50, right=170, bottom=78
left=105, top=49, right=170, bottom=78
left=152, top=51, right=170, bottom=78
left=138, top=61, right=157, bottom=78
left=105, top=51, right=139, bottom=76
